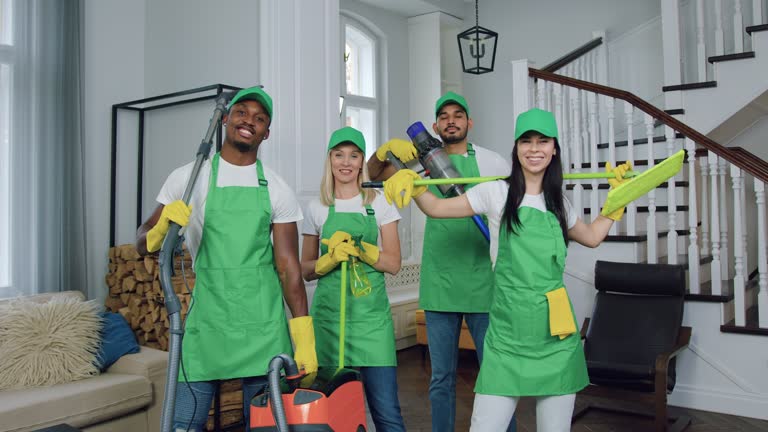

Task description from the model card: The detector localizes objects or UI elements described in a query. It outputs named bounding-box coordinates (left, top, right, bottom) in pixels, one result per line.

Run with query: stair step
left=603, top=228, right=692, bottom=243
left=662, top=81, right=717, bottom=92
left=708, top=51, right=755, bottom=63
left=665, top=108, right=685, bottom=115
left=746, top=24, right=768, bottom=34
left=572, top=155, right=688, bottom=170
left=595, top=133, right=684, bottom=150
left=687, top=279, right=734, bottom=303
left=721, top=305, right=768, bottom=336
left=565, top=181, right=688, bottom=191
left=641, top=253, right=712, bottom=268
left=583, top=205, right=689, bottom=215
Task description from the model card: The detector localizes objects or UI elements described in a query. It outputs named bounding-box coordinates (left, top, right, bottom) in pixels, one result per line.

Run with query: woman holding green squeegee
left=382, top=108, right=682, bottom=432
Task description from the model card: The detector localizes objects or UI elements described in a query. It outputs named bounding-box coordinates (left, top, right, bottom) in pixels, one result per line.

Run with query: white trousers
left=470, top=393, right=577, bottom=432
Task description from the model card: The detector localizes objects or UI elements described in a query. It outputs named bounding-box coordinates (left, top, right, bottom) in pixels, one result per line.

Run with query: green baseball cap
left=514, top=108, right=558, bottom=141
left=435, top=91, right=470, bottom=118
left=327, top=126, right=366, bottom=152
left=228, top=86, right=273, bottom=119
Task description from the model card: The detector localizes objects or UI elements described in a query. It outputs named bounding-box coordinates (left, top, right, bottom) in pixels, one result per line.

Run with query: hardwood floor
left=395, top=346, right=768, bottom=432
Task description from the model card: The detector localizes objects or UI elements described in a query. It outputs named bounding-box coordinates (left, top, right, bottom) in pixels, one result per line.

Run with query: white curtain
left=7, top=0, right=87, bottom=298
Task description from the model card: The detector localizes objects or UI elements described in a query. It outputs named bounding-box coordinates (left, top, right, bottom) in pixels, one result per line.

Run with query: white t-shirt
left=155, top=157, right=303, bottom=261
left=457, top=143, right=511, bottom=176
left=302, top=192, right=401, bottom=249
left=466, top=180, right=577, bottom=266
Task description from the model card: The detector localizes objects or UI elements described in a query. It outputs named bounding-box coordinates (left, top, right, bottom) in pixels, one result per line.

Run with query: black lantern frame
left=457, top=0, right=498, bottom=75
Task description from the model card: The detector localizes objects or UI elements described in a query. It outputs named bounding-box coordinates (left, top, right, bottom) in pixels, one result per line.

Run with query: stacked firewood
left=105, top=244, right=244, bottom=431
left=104, top=244, right=195, bottom=351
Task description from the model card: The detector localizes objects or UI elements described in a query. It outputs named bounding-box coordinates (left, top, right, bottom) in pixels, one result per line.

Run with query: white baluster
left=625, top=102, right=637, bottom=236
left=511, top=59, right=532, bottom=120
left=588, top=92, right=599, bottom=222
left=700, top=155, right=711, bottom=254
left=536, top=78, right=546, bottom=110
left=606, top=97, right=617, bottom=236
left=571, top=87, right=583, bottom=220
left=741, top=180, right=748, bottom=282
left=696, top=0, right=707, bottom=81
left=645, top=113, right=658, bottom=263
left=686, top=139, right=700, bottom=294
left=666, top=126, right=678, bottom=264
left=754, top=0, right=764, bottom=26
left=554, top=84, right=567, bottom=175
left=719, top=158, right=730, bottom=279
left=715, top=0, right=725, bottom=55
left=710, top=153, right=723, bottom=295
left=734, top=0, right=744, bottom=53
left=755, top=179, right=767, bottom=327
left=731, top=165, right=746, bottom=325
left=592, top=30, right=608, bottom=86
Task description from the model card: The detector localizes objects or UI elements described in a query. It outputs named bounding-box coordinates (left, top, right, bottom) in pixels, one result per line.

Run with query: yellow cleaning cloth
left=545, top=287, right=577, bottom=340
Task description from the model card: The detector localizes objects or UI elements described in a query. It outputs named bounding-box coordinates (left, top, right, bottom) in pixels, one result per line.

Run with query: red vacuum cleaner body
left=249, top=364, right=367, bottom=432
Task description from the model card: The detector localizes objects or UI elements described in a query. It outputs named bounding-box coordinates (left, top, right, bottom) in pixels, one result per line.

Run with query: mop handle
left=361, top=170, right=638, bottom=188
left=339, top=261, right=347, bottom=369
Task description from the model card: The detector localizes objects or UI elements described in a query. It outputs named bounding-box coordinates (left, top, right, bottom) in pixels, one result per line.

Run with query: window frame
left=0, top=0, right=15, bottom=292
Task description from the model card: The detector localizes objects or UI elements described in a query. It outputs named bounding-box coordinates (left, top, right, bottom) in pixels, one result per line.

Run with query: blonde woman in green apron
left=301, top=127, right=406, bottom=431
left=382, top=108, right=631, bottom=432
left=136, top=87, right=317, bottom=431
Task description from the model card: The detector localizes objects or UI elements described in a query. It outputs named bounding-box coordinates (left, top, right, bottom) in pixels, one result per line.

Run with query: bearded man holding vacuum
left=136, top=86, right=317, bottom=432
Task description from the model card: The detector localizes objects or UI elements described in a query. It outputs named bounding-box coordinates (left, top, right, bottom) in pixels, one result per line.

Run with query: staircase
left=509, top=0, right=768, bottom=420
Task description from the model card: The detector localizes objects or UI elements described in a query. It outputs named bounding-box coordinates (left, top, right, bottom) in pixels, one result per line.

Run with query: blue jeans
left=425, top=311, right=517, bottom=432
left=360, top=366, right=406, bottom=432
left=172, top=375, right=267, bottom=432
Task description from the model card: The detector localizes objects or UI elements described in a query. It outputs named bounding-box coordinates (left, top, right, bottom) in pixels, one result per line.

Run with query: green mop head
left=600, top=149, right=686, bottom=216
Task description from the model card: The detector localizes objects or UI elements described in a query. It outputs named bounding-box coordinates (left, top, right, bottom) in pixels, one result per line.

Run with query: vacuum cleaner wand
left=158, top=91, right=231, bottom=432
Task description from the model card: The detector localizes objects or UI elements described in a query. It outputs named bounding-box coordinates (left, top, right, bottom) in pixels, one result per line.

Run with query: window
left=342, top=18, right=379, bottom=160
left=0, top=0, right=13, bottom=293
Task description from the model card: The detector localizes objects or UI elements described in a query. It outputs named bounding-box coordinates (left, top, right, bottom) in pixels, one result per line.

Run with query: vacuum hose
left=267, top=354, right=300, bottom=432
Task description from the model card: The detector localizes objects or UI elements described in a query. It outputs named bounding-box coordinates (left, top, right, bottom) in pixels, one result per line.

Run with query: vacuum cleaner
left=248, top=261, right=368, bottom=432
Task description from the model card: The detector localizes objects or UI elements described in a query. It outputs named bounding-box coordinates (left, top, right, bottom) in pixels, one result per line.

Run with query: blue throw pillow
left=96, top=311, right=141, bottom=372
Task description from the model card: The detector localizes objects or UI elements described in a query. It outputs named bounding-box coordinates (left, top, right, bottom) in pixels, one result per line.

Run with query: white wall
left=462, top=0, right=662, bottom=158
left=83, top=0, right=146, bottom=303
left=725, top=114, right=768, bottom=161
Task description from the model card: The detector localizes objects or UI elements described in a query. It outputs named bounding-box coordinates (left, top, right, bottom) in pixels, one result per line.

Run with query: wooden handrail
left=541, top=37, right=603, bottom=73
left=528, top=68, right=768, bottom=182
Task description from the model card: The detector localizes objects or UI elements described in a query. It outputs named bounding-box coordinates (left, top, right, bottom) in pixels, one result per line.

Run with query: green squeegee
left=361, top=150, right=686, bottom=214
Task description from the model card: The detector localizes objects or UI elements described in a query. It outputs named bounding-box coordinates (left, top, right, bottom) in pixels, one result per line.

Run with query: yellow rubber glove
left=315, top=240, right=359, bottom=275
left=359, top=241, right=380, bottom=266
left=600, top=161, right=632, bottom=221
left=288, top=316, right=318, bottom=374
left=146, top=200, right=192, bottom=252
left=325, top=231, right=352, bottom=254
left=383, top=169, right=427, bottom=209
left=376, top=138, right=418, bottom=163
left=545, top=287, right=576, bottom=340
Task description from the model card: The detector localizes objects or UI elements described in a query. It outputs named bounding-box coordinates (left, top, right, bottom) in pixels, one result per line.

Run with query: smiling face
left=433, top=103, right=473, bottom=145
left=516, top=132, right=557, bottom=177
left=329, top=143, right=364, bottom=185
left=222, top=100, right=271, bottom=153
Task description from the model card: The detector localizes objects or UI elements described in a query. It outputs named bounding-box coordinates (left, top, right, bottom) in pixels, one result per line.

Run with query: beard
left=439, top=128, right=467, bottom=145
left=233, top=140, right=256, bottom=153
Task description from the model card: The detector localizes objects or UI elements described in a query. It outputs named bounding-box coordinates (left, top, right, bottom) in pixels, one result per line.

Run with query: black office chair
left=572, top=260, right=692, bottom=432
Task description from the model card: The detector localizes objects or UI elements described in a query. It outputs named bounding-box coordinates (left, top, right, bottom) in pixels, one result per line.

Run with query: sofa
left=0, top=291, right=168, bottom=432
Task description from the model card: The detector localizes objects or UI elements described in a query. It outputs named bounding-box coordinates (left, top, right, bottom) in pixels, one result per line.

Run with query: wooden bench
left=414, top=309, right=477, bottom=351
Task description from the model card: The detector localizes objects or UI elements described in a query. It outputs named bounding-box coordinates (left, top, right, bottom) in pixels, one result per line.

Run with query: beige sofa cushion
left=0, top=372, right=152, bottom=432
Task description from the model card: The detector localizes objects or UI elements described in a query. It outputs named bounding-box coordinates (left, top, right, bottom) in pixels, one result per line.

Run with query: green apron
left=180, top=153, right=292, bottom=381
left=420, top=143, right=494, bottom=312
left=311, top=201, right=397, bottom=367
left=475, top=206, right=588, bottom=396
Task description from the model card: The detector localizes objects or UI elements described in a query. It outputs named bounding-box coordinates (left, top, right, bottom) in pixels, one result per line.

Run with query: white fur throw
left=0, top=297, right=102, bottom=389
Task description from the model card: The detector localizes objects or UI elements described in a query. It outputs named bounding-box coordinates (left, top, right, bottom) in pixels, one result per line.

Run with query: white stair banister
left=511, top=59, right=531, bottom=121
left=741, top=181, right=748, bottom=282
left=756, top=179, right=768, bottom=327
left=715, top=0, right=725, bottom=55
left=606, top=96, right=617, bottom=236
left=719, top=158, right=730, bottom=279
left=625, top=101, right=637, bottom=236
left=571, top=86, right=584, bottom=220
left=731, top=164, right=745, bottom=326
left=666, top=125, right=679, bottom=264
left=686, top=138, right=701, bottom=294
left=734, top=0, right=744, bottom=53
left=754, top=0, right=764, bottom=26
left=700, top=156, right=711, bottom=254
left=709, top=152, right=723, bottom=296
left=588, top=92, right=599, bottom=222
left=645, top=113, right=658, bottom=263
left=696, top=0, right=707, bottom=81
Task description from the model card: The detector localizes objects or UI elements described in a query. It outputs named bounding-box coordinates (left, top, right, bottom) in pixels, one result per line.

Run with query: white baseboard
left=669, top=384, right=768, bottom=420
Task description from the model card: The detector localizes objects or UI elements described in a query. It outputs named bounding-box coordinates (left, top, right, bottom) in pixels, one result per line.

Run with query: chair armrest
left=580, top=318, right=590, bottom=340
left=107, top=346, right=168, bottom=432
left=654, top=326, right=692, bottom=392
